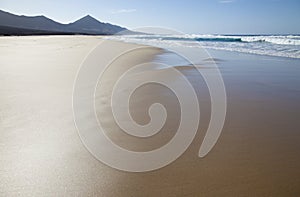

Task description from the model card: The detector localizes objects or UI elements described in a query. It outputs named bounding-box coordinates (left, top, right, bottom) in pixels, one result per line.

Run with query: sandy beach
left=1, top=36, right=300, bottom=196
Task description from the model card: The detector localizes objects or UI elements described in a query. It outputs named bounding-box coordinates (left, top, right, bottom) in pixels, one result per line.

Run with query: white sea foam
left=107, top=34, right=300, bottom=59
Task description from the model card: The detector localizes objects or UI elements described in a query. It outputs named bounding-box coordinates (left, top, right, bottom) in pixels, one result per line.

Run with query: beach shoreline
left=1, top=36, right=300, bottom=196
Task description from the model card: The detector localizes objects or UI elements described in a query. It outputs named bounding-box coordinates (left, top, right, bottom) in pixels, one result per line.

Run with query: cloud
left=111, top=9, right=137, bottom=14
left=219, top=0, right=235, bottom=3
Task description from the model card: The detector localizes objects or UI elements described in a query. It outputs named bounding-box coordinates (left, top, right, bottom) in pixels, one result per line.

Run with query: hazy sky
left=1, top=0, right=299, bottom=34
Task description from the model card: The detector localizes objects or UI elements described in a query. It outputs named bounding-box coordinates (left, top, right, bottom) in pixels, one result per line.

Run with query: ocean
left=109, top=34, right=300, bottom=59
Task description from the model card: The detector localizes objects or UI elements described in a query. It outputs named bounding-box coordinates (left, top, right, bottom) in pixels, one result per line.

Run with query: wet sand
left=1, top=36, right=300, bottom=196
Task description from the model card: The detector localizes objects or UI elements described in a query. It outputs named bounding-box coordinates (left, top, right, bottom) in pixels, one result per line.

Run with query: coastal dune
left=1, top=36, right=300, bottom=196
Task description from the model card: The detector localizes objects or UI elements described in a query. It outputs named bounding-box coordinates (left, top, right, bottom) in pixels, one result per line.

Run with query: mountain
left=0, top=25, right=76, bottom=36
left=0, top=10, right=65, bottom=32
left=66, top=15, right=126, bottom=35
left=0, top=10, right=128, bottom=35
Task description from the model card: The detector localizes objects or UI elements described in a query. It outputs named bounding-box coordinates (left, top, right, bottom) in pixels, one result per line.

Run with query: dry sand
left=0, top=36, right=300, bottom=196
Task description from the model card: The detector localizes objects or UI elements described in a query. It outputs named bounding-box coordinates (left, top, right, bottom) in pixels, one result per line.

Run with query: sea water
left=108, top=34, right=300, bottom=59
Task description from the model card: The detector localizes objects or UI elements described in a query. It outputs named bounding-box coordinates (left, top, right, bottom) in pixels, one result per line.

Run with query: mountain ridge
left=0, top=10, right=128, bottom=35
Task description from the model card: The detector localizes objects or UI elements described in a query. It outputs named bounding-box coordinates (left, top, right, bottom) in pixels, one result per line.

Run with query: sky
left=0, top=0, right=299, bottom=34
